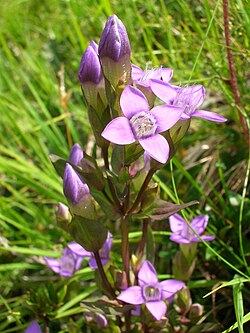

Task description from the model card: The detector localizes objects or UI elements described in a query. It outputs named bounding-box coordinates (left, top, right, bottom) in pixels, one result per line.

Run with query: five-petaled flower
left=150, top=81, right=227, bottom=122
left=44, top=246, right=83, bottom=278
left=117, top=260, right=185, bottom=320
left=169, top=213, right=215, bottom=244
left=101, top=85, right=183, bottom=164
left=68, top=232, right=113, bottom=270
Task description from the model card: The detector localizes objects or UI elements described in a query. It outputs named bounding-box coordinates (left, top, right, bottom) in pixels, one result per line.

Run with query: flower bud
left=56, top=202, right=70, bottom=222
left=99, top=15, right=131, bottom=88
left=63, top=163, right=90, bottom=206
left=78, top=41, right=107, bottom=110
left=69, top=143, right=83, bottom=166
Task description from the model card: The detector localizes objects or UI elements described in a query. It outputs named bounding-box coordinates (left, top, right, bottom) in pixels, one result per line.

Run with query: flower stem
left=127, top=168, right=156, bottom=215
left=222, top=0, right=250, bottom=147
left=121, top=216, right=130, bottom=286
left=93, top=251, right=116, bottom=299
left=134, top=219, right=148, bottom=285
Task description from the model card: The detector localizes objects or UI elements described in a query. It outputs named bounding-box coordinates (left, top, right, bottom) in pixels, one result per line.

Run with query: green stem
left=127, top=168, right=156, bottom=215
left=94, top=251, right=116, bottom=299
left=121, top=216, right=130, bottom=286
left=134, top=219, right=148, bottom=285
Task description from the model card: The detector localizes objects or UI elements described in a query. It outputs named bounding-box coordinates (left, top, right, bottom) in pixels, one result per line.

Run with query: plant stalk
left=94, top=251, right=116, bottom=299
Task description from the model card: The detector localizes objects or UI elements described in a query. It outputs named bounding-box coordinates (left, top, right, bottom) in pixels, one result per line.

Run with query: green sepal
left=87, top=104, right=111, bottom=149
left=125, top=142, right=144, bottom=165
left=170, top=119, right=191, bottom=145
left=68, top=215, right=107, bottom=252
left=111, top=145, right=125, bottom=174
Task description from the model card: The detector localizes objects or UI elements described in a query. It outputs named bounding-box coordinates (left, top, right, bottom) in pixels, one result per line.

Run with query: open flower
left=25, top=321, right=42, bottom=333
left=132, top=64, right=173, bottom=87
left=101, top=85, right=183, bottom=164
left=44, top=246, right=83, bottom=278
left=132, top=64, right=173, bottom=107
left=169, top=214, right=215, bottom=244
left=150, top=81, right=227, bottom=122
left=68, top=232, right=113, bottom=270
left=117, top=260, right=185, bottom=320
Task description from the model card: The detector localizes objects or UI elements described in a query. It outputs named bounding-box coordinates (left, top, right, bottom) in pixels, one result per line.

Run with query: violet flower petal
left=161, top=68, right=173, bottom=82
left=192, top=109, right=227, bottom=122
left=151, top=105, right=183, bottom=133
left=44, top=257, right=61, bottom=274
left=67, top=242, right=91, bottom=258
left=179, top=85, right=205, bottom=109
left=101, top=117, right=135, bottom=144
left=120, top=85, right=150, bottom=119
left=169, top=213, right=185, bottom=233
left=160, top=279, right=185, bottom=299
left=200, top=235, right=215, bottom=242
left=139, top=134, right=169, bottom=164
left=25, top=321, right=42, bottom=333
left=117, top=286, right=145, bottom=304
left=138, top=260, right=158, bottom=286
left=131, top=64, right=144, bottom=81
left=191, top=215, right=209, bottom=235
left=145, top=300, right=167, bottom=320
left=150, top=80, right=177, bottom=104
left=169, top=234, right=191, bottom=244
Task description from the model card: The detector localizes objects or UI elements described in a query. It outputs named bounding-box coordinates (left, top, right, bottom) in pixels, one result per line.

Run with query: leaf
left=68, top=215, right=107, bottom=252
left=150, top=199, right=199, bottom=221
left=232, top=275, right=244, bottom=333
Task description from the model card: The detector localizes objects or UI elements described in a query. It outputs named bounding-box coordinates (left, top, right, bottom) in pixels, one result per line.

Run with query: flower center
left=143, top=285, right=161, bottom=302
left=130, top=111, right=157, bottom=138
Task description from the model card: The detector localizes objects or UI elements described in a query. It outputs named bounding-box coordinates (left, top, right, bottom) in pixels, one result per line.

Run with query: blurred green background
left=0, top=0, right=249, bottom=332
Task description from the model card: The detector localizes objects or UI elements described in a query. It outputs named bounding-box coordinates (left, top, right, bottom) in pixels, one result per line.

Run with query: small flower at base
left=68, top=232, right=113, bottom=270
left=169, top=214, right=215, bottom=244
left=83, top=312, right=108, bottom=328
left=99, top=15, right=131, bottom=88
left=24, top=321, right=42, bottom=333
left=44, top=246, right=83, bottom=278
left=56, top=202, right=71, bottom=232
left=117, top=260, right=185, bottom=320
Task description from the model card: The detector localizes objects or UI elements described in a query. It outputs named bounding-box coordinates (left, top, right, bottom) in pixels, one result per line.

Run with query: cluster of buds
left=44, top=14, right=226, bottom=332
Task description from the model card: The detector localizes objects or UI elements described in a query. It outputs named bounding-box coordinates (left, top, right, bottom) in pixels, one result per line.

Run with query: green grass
left=0, top=0, right=249, bottom=332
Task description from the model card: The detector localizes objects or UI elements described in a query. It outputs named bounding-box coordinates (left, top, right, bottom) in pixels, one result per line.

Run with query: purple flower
left=101, top=85, right=183, bottom=164
left=78, top=41, right=106, bottom=109
left=132, top=64, right=173, bottom=87
left=169, top=214, right=215, bottom=244
left=63, top=163, right=90, bottom=206
left=78, top=41, right=103, bottom=85
left=150, top=81, right=227, bottom=122
left=44, top=246, right=83, bottom=278
left=99, top=15, right=131, bottom=63
left=68, top=232, right=113, bottom=270
left=69, top=143, right=83, bottom=166
left=98, top=15, right=131, bottom=87
left=132, top=64, right=173, bottom=107
left=117, top=260, right=185, bottom=320
left=25, top=321, right=42, bottom=333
